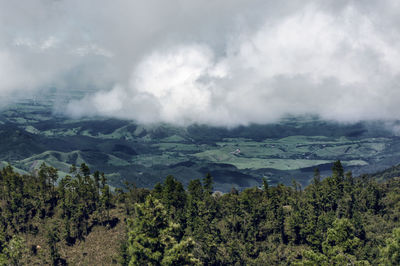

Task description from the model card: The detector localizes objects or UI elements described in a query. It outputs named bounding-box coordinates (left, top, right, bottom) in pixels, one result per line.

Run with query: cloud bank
left=1, top=0, right=400, bottom=126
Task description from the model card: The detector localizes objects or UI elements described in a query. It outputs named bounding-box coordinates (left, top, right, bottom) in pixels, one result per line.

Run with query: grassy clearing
left=132, top=154, right=186, bottom=167
left=195, top=135, right=375, bottom=170
left=230, top=158, right=332, bottom=170
left=151, top=143, right=202, bottom=152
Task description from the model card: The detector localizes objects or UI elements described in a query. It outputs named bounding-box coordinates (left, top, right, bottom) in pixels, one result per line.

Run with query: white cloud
left=1, top=0, right=400, bottom=126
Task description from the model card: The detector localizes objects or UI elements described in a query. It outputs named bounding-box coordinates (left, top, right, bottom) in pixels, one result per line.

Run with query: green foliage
left=0, top=235, right=26, bottom=266
left=203, top=173, right=213, bottom=194
left=125, top=195, right=199, bottom=265
left=299, top=218, right=369, bottom=265
left=2, top=160, right=400, bottom=265
left=0, top=163, right=117, bottom=264
left=126, top=196, right=168, bottom=265
left=161, top=237, right=199, bottom=265
left=322, top=218, right=361, bottom=256
left=379, top=228, right=400, bottom=265
left=121, top=163, right=400, bottom=265
left=46, top=222, right=61, bottom=265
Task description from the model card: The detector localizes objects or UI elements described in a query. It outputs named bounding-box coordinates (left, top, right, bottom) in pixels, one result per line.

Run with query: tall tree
left=126, top=195, right=199, bottom=265
left=203, top=173, right=213, bottom=194
left=380, top=227, right=400, bottom=265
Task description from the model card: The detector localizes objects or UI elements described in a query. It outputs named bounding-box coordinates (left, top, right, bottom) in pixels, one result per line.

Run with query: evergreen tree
left=46, top=222, right=61, bottom=266
left=380, top=227, right=400, bottom=265
left=126, top=195, right=199, bottom=265
left=203, top=173, right=213, bottom=194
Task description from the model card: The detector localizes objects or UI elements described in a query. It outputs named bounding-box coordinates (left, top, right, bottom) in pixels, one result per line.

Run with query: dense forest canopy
left=0, top=161, right=400, bottom=265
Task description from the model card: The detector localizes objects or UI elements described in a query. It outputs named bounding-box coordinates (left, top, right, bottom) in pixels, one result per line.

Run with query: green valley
left=0, top=96, right=399, bottom=191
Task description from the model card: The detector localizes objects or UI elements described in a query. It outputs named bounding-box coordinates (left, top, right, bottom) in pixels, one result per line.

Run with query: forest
left=0, top=161, right=400, bottom=265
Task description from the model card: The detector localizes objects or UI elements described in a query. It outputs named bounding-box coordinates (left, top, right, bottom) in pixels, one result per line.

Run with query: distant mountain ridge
left=369, top=163, right=400, bottom=182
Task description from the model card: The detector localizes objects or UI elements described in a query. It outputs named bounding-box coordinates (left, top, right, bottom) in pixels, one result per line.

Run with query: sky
left=1, top=0, right=400, bottom=126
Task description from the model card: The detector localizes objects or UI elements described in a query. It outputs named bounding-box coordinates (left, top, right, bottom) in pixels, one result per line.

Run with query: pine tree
left=46, top=222, right=61, bottom=266
left=126, top=195, right=199, bottom=265
left=203, top=173, right=213, bottom=194
left=380, top=227, right=400, bottom=265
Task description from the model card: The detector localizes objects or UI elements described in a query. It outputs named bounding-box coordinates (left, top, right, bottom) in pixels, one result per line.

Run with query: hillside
left=1, top=161, right=400, bottom=265
left=1, top=98, right=400, bottom=192
left=369, top=163, right=400, bottom=182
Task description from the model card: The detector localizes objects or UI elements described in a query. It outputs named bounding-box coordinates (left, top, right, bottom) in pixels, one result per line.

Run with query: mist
left=1, top=0, right=400, bottom=126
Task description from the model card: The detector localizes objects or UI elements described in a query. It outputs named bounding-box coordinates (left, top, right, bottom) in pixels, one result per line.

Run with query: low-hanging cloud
left=1, top=0, right=400, bottom=126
